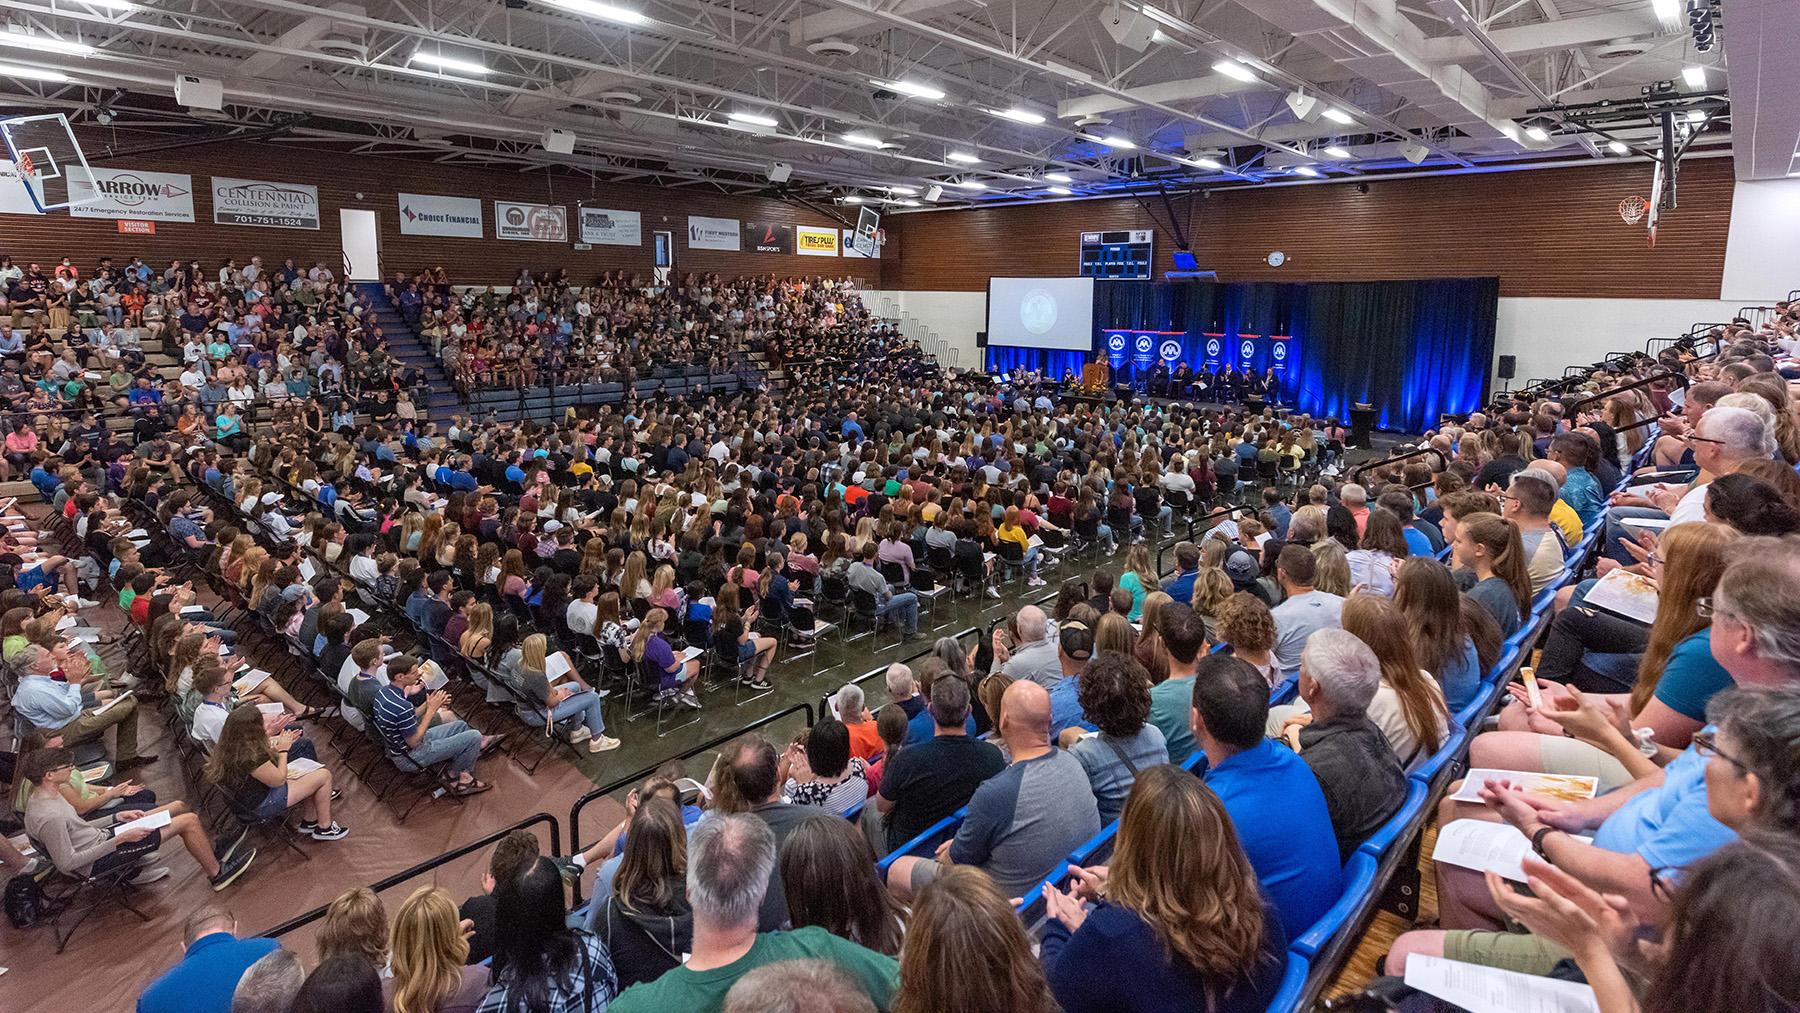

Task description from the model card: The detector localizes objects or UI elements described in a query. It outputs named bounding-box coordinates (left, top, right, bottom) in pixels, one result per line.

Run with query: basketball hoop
left=1619, top=195, right=1650, bottom=225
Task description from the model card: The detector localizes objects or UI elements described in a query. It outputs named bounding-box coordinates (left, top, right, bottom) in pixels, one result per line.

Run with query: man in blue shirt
left=13, top=644, right=154, bottom=769
left=1162, top=541, right=1200, bottom=605
left=840, top=411, right=865, bottom=443
left=138, top=906, right=278, bottom=1013
left=1190, top=655, right=1343, bottom=937
left=372, top=656, right=496, bottom=794
left=1046, top=622, right=1097, bottom=741
left=1549, top=431, right=1606, bottom=532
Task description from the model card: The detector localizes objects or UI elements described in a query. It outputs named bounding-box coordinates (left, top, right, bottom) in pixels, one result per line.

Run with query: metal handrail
left=259, top=812, right=564, bottom=938
left=817, top=626, right=982, bottom=725
left=1348, top=444, right=1444, bottom=486
left=566, top=701, right=816, bottom=854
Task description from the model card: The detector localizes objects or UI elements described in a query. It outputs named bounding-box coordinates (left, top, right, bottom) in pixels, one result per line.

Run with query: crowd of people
left=4, top=247, right=1800, bottom=1013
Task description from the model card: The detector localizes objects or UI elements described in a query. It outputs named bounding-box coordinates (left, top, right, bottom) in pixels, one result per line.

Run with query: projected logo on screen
left=1019, top=289, right=1059, bottom=334
left=1159, top=339, right=1182, bottom=363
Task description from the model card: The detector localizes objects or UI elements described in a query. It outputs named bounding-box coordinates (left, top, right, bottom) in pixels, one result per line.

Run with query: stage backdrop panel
left=988, top=277, right=1497, bottom=433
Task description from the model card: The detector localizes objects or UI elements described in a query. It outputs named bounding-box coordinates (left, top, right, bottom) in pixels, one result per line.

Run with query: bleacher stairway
left=353, top=282, right=462, bottom=419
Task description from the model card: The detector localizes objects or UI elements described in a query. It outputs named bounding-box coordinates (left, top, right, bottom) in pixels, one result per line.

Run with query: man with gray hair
left=1605, top=404, right=1772, bottom=563
left=992, top=604, right=1063, bottom=689
left=722, top=960, right=878, bottom=1013
left=882, top=662, right=923, bottom=725
left=231, top=949, right=305, bottom=1013
left=610, top=814, right=899, bottom=1012
left=1291, top=629, right=1407, bottom=861
left=1340, top=482, right=1370, bottom=537
left=10, top=642, right=153, bottom=769
left=833, top=682, right=882, bottom=761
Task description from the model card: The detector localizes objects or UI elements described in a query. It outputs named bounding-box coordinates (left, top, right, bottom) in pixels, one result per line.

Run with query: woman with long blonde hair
left=896, top=865, right=1054, bottom=1013
left=387, top=885, right=487, bottom=1013
left=1340, top=594, right=1448, bottom=762
left=1094, top=612, right=1137, bottom=658
left=1040, top=765, right=1284, bottom=1012
left=458, top=602, right=493, bottom=661
left=1309, top=538, right=1352, bottom=598
left=1116, top=543, right=1159, bottom=621
left=629, top=607, right=700, bottom=709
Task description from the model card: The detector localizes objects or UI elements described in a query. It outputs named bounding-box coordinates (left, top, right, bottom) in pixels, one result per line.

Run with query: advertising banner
left=212, top=176, right=320, bottom=229
left=743, top=221, right=793, bottom=254
left=687, top=215, right=740, bottom=251
left=68, top=166, right=195, bottom=222
left=397, top=193, right=483, bottom=237
left=842, top=228, right=883, bottom=258
left=795, top=226, right=839, bottom=256
left=579, top=207, right=641, bottom=246
left=495, top=201, right=568, bottom=242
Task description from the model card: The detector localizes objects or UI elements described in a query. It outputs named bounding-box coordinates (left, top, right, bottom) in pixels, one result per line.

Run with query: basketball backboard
left=0, top=112, right=97, bottom=213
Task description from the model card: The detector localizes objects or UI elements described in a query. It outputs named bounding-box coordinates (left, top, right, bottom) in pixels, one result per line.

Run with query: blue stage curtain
left=1087, top=278, right=1494, bottom=433
left=985, top=345, right=1088, bottom=378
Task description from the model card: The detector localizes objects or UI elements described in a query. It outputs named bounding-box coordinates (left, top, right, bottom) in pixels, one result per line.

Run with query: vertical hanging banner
left=1104, top=330, right=1129, bottom=370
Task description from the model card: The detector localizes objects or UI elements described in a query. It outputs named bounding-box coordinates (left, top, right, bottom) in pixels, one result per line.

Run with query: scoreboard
left=1078, top=229, right=1154, bottom=280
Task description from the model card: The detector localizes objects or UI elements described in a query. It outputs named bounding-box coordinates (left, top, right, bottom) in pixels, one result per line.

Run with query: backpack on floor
left=5, top=871, right=45, bottom=928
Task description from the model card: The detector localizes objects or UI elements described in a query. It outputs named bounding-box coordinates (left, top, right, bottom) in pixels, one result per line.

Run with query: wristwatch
left=1530, top=825, right=1558, bottom=861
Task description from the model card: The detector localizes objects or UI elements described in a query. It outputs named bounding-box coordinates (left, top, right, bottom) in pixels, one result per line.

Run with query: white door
left=339, top=208, right=380, bottom=281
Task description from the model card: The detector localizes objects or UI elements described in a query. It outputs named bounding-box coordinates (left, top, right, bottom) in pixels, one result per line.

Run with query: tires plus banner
left=495, top=201, right=568, bottom=242
left=397, top=193, right=483, bottom=237
left=68, top=166, right=195, bottom=222
left=212, top=176, right=320, bottom=230
left=795, top=226, right=839, bottom=256
left=743, top=221, right=792, bottom=254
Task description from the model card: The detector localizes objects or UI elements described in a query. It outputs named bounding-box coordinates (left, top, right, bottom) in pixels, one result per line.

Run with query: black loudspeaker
left=1497, top=354, right=1516, bottom=380
left=975, top=330, right=988, bottom=347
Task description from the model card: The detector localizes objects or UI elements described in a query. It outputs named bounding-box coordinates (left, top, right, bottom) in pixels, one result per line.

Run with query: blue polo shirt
left=903, top=707, right=976, bottom=746
left=1047, top=673, right=1097, bottom=741
left=1205, top=739, right=1345, bottom=938
left=137, top=932, right=279, bottom=1013
left=1591, top=739, right=1737, bottom=871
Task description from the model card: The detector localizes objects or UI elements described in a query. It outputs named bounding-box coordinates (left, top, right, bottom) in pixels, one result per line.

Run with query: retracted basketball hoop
left=1618, top=195, right=1650, bottom=225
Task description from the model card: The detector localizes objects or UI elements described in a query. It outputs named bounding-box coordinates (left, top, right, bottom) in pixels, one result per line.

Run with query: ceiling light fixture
left=873, top=78, right=946, bottom=101
left=1211, top=59, right=1258, bottom=83
left=843, top=195, right=864, bottom=203
left=1044, top=171, right=1073, bottom=183
left=1047, top=186, right=1072, bottom=195
left=1322, top=145, right=1351, bottom=159
left=1681, top=65, right=1706, bottom=88
left=841, top=132, right=886, bottom=147
left=538, top=0, right=649, bottom=26
left=951, top=179, right=988, bottom=190
left=1687, top=109, right=1707, bottom=122
left=1651, top=0, right=1680, bottom=23
left=1608, top=140, right=1629, bottom=154
left=410, top=51, right=489, bottom=75
left=1320, top=107, right=1354, bottom=125
left=1524, top=124, right=1550, bottom=141
left=885, top=185, right=918, bottom=195
left=1294, top=165, right=1321, bottom=177
left=726, top=111, right=778, bottom=127
left=946, top=151, right=982, bottom=164
left=1194, top=156, right=1223, bottom=170
left=992, top=107, right=1046, bottom=125
left=0, top=29, right=95, bottom=56
left=1098, top=135, right=1135, bottom=149
left=0, top=60, right=69, bottom=81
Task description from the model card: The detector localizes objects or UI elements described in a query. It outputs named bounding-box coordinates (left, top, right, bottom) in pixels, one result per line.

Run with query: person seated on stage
left=1171, top=359, right=1194, bottom=398
left=1148, top=360, right=1170, bottom=398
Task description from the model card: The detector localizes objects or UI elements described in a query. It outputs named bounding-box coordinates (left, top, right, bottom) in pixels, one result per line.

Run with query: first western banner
left=68, top=167, right=196, bottom=222
left=212, top=177, right=320, bottom=229
left=397, top=193, right=483, bottom=238
left=496, top=201, right=568, bottom=242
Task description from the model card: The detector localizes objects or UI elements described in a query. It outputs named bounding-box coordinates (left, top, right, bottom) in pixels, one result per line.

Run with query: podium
left=1349, top=403, right=1378, bottom=448
left=1081, top=361, right=1110, bottom=392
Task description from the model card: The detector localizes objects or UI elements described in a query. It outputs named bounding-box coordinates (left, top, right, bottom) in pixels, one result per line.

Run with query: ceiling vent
left=806, top=38, right=860, bottom=57
left=1593, top=40, right=1655, bottom=60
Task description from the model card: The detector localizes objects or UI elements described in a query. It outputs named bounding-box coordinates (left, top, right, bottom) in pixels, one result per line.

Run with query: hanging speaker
left=975, top=330, right=989, bottom=348
left=1284, top=91, right=1321, bottom=121
left=1498, top=354, right=1517, bottom=380
left=1101, top=8, right=1157, bottom=51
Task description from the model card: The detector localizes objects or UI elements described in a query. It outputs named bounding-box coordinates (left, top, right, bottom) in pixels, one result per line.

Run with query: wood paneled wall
left=2, top=131, right=880, bottom=285
left=878, top=157, right=1735, bottom=299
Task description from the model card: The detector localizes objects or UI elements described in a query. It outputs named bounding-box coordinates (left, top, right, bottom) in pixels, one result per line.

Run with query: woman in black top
left=587, top=797, right=692, bottom=988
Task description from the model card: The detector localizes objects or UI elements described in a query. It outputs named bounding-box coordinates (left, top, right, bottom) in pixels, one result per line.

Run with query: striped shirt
left=372, top=684, right=420, bottom=752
